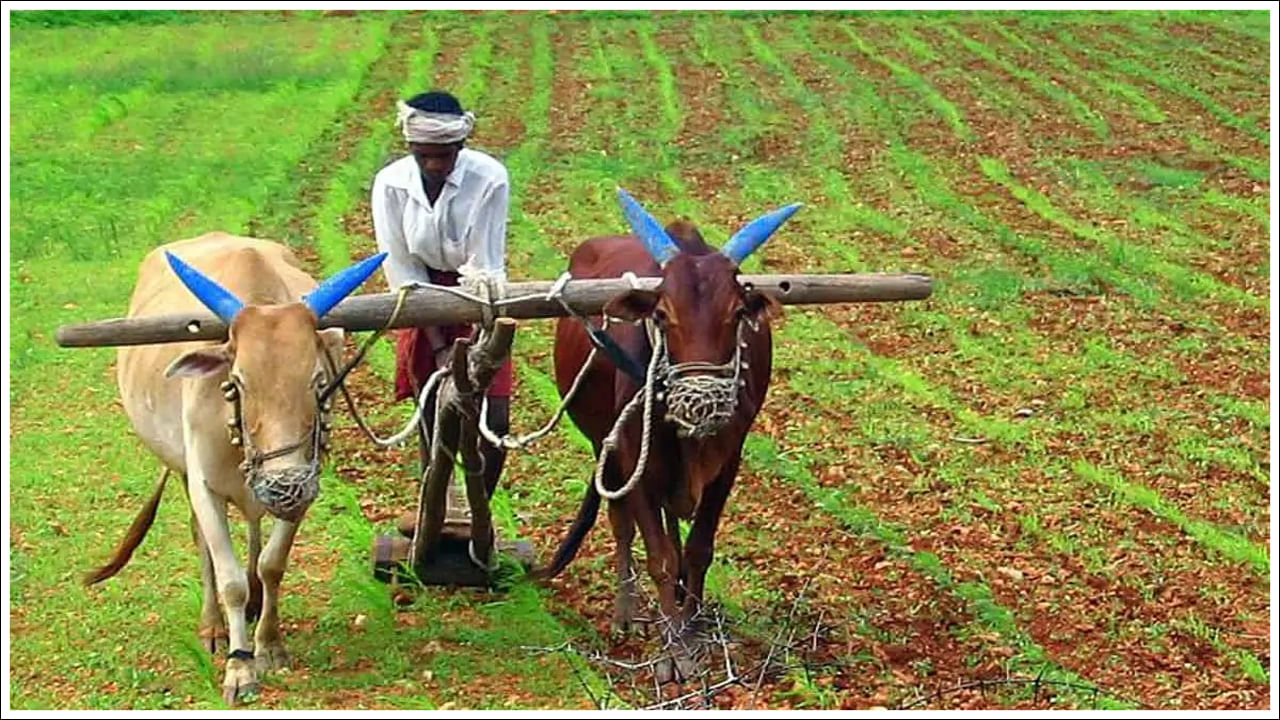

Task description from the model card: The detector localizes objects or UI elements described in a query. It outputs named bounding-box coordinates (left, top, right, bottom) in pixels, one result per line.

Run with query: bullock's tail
left=531, top=481, right=601, bottom=581
left=83, top=467, right=170, bottom=586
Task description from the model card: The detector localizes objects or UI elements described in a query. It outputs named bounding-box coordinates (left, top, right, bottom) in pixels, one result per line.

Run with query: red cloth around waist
left=393, top=268, right=514, bottom=401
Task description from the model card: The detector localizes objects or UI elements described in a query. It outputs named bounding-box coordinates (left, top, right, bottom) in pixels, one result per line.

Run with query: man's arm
left=372, top=176, right=432, bottom=289
left=466, top=177, right=509, bottom=275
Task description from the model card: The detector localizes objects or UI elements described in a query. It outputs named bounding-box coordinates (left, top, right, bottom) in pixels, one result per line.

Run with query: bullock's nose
left=248, top=466, right=319, bottom=523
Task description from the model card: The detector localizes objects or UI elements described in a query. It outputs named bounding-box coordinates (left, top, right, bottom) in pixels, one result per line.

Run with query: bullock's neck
left=668, top=417, right=750, bottom=518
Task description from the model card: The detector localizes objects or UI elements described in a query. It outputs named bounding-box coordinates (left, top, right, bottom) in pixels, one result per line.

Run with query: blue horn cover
left=165, top=251, right=245, bottom=324
left=720, top=202, right=803, bottom=265
left=303, top=252, right=388, bottom=319
left=617, top=188, right=679, bottom=265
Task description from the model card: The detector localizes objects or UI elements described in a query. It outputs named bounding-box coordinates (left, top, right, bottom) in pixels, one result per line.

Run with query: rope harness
left=589, top=313, right=753, bottom=500
left=326, top=272, right=754, bottom=504
left=222, top=378, right=328, bottom=522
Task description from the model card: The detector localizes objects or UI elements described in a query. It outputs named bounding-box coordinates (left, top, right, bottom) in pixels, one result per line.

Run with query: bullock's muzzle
left=224, top=378, right=329, bottom=523
left=663, top=373, right=738, bottom=438
left=656, top=318, right=752, bottom=439
left=248, top=466, right=319, bottom=523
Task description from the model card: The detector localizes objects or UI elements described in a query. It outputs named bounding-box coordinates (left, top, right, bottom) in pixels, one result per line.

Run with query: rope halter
left=221, top=378, right=331, bottom=523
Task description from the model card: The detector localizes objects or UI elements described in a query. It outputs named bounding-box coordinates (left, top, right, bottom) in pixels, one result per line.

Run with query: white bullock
left=85, top=232, right=385, bottom=704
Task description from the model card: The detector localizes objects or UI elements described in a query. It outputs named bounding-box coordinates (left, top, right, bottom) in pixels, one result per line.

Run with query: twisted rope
left=479, top=272, right=609, bottom=450
left=593, top=326, right=664, bottom=501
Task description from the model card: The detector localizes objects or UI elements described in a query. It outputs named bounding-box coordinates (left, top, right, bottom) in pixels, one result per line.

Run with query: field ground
left=7, top=8, right=1272, bottom=710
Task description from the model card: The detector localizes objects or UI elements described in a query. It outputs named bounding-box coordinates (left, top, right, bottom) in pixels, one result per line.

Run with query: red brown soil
left=285, top=14, right=1269, bottom=710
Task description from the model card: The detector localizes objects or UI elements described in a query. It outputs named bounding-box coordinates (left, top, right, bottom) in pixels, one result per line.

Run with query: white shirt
left=371, top=148, right=510, bottom=289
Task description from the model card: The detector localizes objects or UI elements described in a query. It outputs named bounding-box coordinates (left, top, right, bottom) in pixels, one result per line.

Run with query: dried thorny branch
left=523, top=560, right=839, bottom=710
left=749, top=573, right=815, bottom=705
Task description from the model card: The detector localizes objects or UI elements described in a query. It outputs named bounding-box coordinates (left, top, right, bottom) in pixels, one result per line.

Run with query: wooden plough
left=57, top=271, right=933, bottom=588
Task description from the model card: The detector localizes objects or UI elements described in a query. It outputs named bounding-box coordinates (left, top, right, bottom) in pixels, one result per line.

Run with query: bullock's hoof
left=610, top=616, right=641, bottom=640
left=256, top=642, right=292, bottom=673
left=655, top=655, right=678, bottom=685
left=654, top=647, right=700, bottom=685
left=611, top=595, right=643, bottom=638
left=199, top=626, right=229, bottom=655
left=674, top=646, right=700, bottom=681
left=221, top=657, right=260, bottom=705
left=655, top=632, right=702, bottom=685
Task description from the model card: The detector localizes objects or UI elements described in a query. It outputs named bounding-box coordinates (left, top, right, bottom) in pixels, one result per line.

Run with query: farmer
left=371, top=90, right=513, bottom=501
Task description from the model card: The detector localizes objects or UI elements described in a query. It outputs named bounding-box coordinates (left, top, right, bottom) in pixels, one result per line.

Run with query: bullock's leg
left=630, top=491, right=690, bottom=684
left=193, top=510, right=227, bottom=654
left=254, top=519, right=299, bottom=673
left=664, top=509, right=686, bottom=606
left=246, top=519, right=263, bottom=624
left=607, top=498, right=641, bottom=638
left=682, top=462, right=737, bottom=631
left=186, top=472, right=258, bottom=704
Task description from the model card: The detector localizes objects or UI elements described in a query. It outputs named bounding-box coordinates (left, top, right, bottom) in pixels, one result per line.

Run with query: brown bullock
left=537, top=190, right=801, bottom=682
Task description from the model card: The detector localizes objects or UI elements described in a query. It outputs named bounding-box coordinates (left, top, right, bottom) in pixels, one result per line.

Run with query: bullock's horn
left=164, top=251, right=245, bottom=324
left=721, top=203, right=804, bottom=266
left=302, top=252, right=388, bottom=319
left=617, top=188, right=679, bottom=265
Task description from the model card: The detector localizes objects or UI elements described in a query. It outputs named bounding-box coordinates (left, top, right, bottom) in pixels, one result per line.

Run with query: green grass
left=747, top=22, right=1264, bottom=702
left=9, top=19, right=389, bottom=263
left=1073, top=462, right=1269, bottom=576
left=979, top=156, right=1261, bottom=308
left=845, top=25, right=976, bottom=143
left=1047, top=26, right=1268, bottom=145
left=745, top=437, right=1132, bottom=710
left=9, top=12, right=600, bottom=711
left=11, top=9, right=226, bottom=27
left=9, top=14, right=401, bottom=709
left=588, top=17, right=1134, bottom=706
left=934, top=23, right=1110, bottom=140
left=991, top=23, right=1168, bottom=124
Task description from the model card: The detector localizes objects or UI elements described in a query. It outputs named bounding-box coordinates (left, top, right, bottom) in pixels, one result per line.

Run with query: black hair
left=404, top=90, right=465, bottom=115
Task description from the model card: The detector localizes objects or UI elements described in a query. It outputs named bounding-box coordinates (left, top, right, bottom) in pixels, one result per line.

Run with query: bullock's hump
left=568, top=235, right=661, bottom=279
left=131, top=234, right=311, bottom=316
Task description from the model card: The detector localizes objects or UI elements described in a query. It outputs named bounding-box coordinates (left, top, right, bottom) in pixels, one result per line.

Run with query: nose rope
left=591, top=316, right=751, bottom=499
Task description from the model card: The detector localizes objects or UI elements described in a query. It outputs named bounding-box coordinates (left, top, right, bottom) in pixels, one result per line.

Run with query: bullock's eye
left=653, top=308, right=669, bottom=326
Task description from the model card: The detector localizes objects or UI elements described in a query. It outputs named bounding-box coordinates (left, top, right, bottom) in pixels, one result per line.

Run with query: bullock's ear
left=165, top=346, right=232, bottom=378
left=603, top=290, right=660, bottom=322
left=743, top=290, right=783, bottom=323
left=317, top=328, right=345, bottom=357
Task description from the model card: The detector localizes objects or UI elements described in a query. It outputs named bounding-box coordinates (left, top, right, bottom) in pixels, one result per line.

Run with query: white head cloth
left=396, top=100, right=475, bottom=144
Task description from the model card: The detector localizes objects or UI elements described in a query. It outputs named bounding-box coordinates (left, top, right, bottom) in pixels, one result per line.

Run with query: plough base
left=372, top=483, right=534, bottom=589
